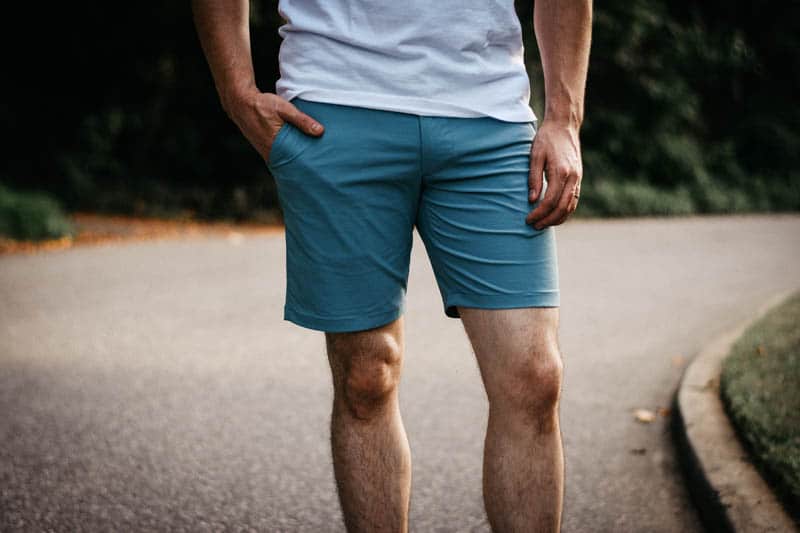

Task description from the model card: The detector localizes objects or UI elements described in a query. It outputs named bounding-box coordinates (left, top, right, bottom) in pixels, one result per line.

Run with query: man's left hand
left=525, top=120, right=583, bottom=230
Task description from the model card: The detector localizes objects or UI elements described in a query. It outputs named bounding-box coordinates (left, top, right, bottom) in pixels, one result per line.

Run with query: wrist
left=219, top=79, right=259, bottom=116
left=544, top=101, right=583, bottom=130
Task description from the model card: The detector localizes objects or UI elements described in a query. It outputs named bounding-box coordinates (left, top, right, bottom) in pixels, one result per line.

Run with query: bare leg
left=459, top=307, right=564, bottom=533
left=325, top=317, right=411, bottom=533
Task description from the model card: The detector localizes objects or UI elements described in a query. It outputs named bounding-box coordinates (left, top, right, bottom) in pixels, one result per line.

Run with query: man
left=192, top=0, right=590, bottom=530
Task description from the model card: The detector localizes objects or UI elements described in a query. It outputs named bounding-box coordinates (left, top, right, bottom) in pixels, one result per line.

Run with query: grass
left=0, top=183, right=75, bottom=241
left=720, top=291, right=800, bottom=517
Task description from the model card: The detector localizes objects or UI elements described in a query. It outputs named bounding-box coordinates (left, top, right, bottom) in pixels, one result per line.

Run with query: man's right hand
left=225, top=89, right=325, bottom=162
left=191, top=1, right=323, bottom=161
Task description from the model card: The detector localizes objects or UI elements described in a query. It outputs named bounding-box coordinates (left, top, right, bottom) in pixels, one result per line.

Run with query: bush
left=577, top=180, right=696, bottom=217
left=0, top=1, right=797, bottom=220
left=0, top=183, right=75, bottom=242
left=518, top=0, right=800, bottom=217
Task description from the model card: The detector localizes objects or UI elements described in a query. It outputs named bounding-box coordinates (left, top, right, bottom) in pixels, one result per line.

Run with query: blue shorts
left=267, top=98, right=559, bottom=333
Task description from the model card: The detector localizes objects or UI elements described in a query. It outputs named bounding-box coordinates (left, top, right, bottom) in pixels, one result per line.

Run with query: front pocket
left=267, top=122, right=292, bottom=168
left=267, top=122, right=316, bottom=170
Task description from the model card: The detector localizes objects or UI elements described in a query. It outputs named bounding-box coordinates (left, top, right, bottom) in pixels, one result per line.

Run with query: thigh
left=415, top=117, right=560, bottom=320
left=268, top=99, right=421, bottom=333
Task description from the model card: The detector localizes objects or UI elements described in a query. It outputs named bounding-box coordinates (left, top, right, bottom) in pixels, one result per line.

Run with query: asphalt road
left=1, top=214, right=798, bottom=532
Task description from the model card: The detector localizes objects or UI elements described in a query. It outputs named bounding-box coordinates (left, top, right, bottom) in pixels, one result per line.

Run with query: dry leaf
left=756, top=345, right=767, bottom=357
left=630, top=448, right=647, bottom=455
left=702, top=377, right=719, bottom=391
left=657, top=407, right=671, bottom=418
left=227, top=231, right=245, bottom=245
left=634, top=409, right=656, bottom=423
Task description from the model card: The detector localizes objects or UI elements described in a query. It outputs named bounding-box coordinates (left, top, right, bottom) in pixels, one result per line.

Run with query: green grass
left=720, top=291, right=800, bottom=516
left=0, top=183, right=75, bottom=241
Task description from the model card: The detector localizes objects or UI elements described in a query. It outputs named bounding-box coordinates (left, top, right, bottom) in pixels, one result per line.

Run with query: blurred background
left=1, top=0, right=798, bottom=243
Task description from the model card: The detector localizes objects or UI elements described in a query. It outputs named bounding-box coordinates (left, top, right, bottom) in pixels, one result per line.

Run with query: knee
left=492, top=344, right=563, bottom=427
left=327, top=331, right=403, bottom=420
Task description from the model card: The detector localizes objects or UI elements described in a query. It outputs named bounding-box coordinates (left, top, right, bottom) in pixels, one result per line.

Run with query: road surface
left=1, top=214, right=798, bottom=532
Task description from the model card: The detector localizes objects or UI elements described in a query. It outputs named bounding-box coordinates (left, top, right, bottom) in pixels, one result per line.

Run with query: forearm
left=191, top=0, right=255, bottom=113
left=533, top=0, right=592, bottom=128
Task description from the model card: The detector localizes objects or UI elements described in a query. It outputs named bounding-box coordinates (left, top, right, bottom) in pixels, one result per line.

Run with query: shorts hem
left=444, top=291, right=560, bottom=318
left=283, top=305, right=404, bottom=333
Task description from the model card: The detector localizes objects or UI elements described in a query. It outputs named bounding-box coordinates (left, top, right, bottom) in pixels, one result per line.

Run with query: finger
left=553, top=193, right=580, bottom=226
left=535, top=173, right=579, bottom=228
left=557, top=180, right=581, bottom=224
left=528, top=143, right=545, bottom=203
left=526, top=166, right=565, bottom=225
left=532, top=173, right=579, bottom=229
left=278, top=101, right=324, bottom=136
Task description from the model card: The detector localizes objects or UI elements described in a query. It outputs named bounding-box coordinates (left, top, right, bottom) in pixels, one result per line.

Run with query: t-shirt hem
left=277, top=87, right=537, bottom=124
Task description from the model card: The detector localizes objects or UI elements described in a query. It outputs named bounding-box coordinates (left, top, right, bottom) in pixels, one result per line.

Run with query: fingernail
left=311, top=123, right=321, bottom=133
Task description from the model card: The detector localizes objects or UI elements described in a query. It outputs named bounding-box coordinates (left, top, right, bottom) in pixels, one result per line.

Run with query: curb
left=674, top=290, right=799, bottom=533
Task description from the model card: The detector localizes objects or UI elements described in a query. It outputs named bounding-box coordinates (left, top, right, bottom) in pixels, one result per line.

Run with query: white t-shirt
left=274, top=0, right=536, bottom=123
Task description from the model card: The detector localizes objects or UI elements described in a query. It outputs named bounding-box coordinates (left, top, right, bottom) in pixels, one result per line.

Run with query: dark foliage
left=1, top=0, right=797, bottom=220
left=2, top=1, right=283, bottom=221
left=525, top=0, right=800, bottom=213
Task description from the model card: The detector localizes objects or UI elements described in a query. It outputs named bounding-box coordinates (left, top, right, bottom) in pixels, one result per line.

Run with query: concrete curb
left=674, top=289, right=799, bottom=533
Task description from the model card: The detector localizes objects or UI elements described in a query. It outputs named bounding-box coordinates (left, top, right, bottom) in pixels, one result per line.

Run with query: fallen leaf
left=227, top=231, right=245, bottom=245
left=630, top=448, right=647, bottom=455
left=657, top=407, right=671, bottom=418
left=756, top=345, right=767, bottom=357
left=702, top=377, right=719, bottom=392
left=634, top=409, right=656, bottom=423
left=1, top=213, right=284, bottom=257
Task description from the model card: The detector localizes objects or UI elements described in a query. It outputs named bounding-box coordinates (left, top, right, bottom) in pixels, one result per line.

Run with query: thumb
left=278, top=101, right=325, bottom=136
left=529, top=147, right=545, bottom=203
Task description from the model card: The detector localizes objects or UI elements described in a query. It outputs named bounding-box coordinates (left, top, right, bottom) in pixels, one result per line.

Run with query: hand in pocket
left=224, top=90, right=325, bottom=162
